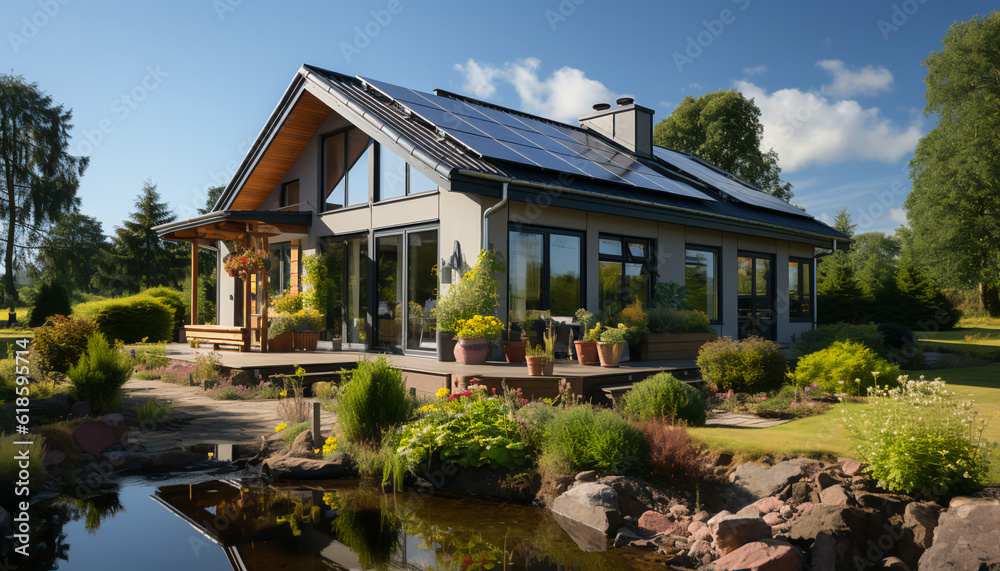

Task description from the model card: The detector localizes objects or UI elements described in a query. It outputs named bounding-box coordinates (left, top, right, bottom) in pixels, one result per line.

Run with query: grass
left=915, top=326, right=1000, bottom=360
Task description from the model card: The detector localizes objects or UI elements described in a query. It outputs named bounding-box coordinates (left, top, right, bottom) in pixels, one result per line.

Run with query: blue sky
left=4, top=0, right=995, bottom=241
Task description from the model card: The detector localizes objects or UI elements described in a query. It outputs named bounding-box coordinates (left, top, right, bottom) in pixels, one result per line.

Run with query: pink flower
left=811, top=382, right=819, bottom=389
left=760, top=396, right=767, bottom=401
left=804, top=386, right=811, bottom=393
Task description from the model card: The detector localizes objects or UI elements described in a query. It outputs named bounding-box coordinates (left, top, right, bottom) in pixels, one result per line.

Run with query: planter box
left=330, top=338, right=342, bottom=351
left=638, top=331, right=718, bottom=360
left=294, top=331, right=320, bottom=351
left=268, top=331, right=294, bottom=352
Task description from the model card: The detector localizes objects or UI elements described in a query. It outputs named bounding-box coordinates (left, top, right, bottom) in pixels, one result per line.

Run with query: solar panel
left=360, top=75, right=715, bottom=203
left=652, top=147, right=810, bottom=217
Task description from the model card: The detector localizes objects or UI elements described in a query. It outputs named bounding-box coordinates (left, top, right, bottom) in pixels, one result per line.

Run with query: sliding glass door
left=375, top=227, right=438, bottom=353
left=737, top=252, right=775, bottom=340
left=320, top=235, right=368, bottom=349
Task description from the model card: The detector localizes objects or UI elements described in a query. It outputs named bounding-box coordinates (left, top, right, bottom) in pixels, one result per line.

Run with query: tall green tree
left=849, top=232, right=901, bottom=295
left=832, top=206, right=856, bottom=238
left=653, top=90, right=794, bottom=202
left=98, top=180, right=184, bottom=293
left=197, top=184, right=224, bottom=215
left=36, top=212, right=107, bottom=294
left=0, top=74, right=87, bottom=305
left=905, top=12, right=1000, bottom=314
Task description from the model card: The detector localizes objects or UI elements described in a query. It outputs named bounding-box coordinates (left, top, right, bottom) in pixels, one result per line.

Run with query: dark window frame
left=280, top=179, right=300, bottom=209
left=320, top=126, right=372, bottom=213
left=685, top=244, right=722, bottom=324
left=598, top=233, right=655, bottom=311
left=507, top=223, right=586, bottom=322
left=788, top=257, right=815, bottom=323
left=375, top=144, right=439, bottom=202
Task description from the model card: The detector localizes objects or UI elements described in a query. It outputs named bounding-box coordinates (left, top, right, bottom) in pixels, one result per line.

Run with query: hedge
left=74, top=294, right=174, bottom=343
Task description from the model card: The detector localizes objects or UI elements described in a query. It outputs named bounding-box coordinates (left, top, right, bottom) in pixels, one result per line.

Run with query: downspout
left=482, top=182, right=508, bottom=251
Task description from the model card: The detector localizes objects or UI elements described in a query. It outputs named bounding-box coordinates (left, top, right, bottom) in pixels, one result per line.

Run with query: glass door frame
left=373, top=223, right=440, bottom=355
left=320, top=232, right=372, bottom=350
left=737, top=251, right=776, bottom=341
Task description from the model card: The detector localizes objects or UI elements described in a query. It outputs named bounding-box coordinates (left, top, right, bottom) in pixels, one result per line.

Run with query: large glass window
left=406, top=230, right=438, bottom=350
left=685, top=246, right=719, bottom=322
left=268, top=243, right=293, bottom=297
left=508, top=227, right=582, bottom=324
left=320, top=236, right=369, bottom=347
left=598, top=234, right=653, bottom=315
left=378, top=145, right=438, bottom=201
left=323, top=128, right=371, bottom=211
left=789, top=258, right=813, bottom=321
left=737, top=252, right=774, bottom=340
left=280, top=180, right=299, bottom=210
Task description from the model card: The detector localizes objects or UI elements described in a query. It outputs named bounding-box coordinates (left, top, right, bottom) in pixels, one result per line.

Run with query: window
left=269, top=243, right=293, bottom=297
left=508, top=226, right=582, bottom=323
left=280, top=180, right=299, bottom=210
left=323, top=128, right=371, bottom=211
left=788, top=258, right=813, bottom=321
left=378, top=145, right=438, bottom=201
left=598, top=234, right=653, bottom=315
left=685, top=246, right=719, bottom=322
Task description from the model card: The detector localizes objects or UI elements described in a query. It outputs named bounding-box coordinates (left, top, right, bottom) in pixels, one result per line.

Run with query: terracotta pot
left=574, top=340, right=599, bottom=366
left=502, top=339, right=527, bottom=363
left=454, top=337, right=489, bottom=365
left=526, top=356, right=553, bottom=376
left=597, top=342, right=623, bottom=367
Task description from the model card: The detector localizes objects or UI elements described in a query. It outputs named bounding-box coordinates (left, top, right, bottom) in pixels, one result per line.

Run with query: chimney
left=578, top=97, right=655, bottom=158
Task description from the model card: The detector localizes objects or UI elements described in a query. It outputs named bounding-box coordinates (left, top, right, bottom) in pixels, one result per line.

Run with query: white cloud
left=816, top=60, right=893, bottom=97
left=453, top=58, right=621, bottom=123
left=687, top=83, right=702, bottom=90
left=889, top=207, right=908, bottom=226
left=818, top=212, right=834, bottom=226
left=735, top=80, right=923, bottom=172
left=743, top=65, right=768, bottom=76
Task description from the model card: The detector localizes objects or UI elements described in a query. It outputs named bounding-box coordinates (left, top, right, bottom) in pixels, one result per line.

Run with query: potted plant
left=293, top=308, right=324, bottom=351
left=502, top=312, right=530, bottom=363
left=434, top=249, right=504, bottom=362
left=525, top=343, right=554, bottom=376
left=453, top=314, right=503, bottom=365
left=641, top=306, right=716, bottom=360
left=618, top=301, right=649, bottom=361
left=573, top=309, right=601, bottom=366
left=330, top=334, right=342, bottom=351
left=597, top=324, right=627, bottom=368
left=267, top=313, right=296, bottom=352
left=269, top=308, right=324, bottom=352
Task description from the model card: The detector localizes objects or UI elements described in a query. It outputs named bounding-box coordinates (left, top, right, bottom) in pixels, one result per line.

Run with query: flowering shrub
left=434, top=249, right=504, bottom=333
left=841, top=376, right=994, bottom=495
left=396, top=385, right=527, bottom=472
left=322, top=435, right=339, bottom=459
left=697, top=336, right=787, bottom=393
left=453, top=315, right=503, bottom=341
left=273, top=290, right=304, bottom=314
left=31, top=315, right=97, bottom=374
left=223, top=247, right=269, bottom=278
left=790, top=340, right=899, bottom=395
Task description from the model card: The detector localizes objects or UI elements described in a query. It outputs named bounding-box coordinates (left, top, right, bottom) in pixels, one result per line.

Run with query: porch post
left=190, top=242, right=199, bottom=326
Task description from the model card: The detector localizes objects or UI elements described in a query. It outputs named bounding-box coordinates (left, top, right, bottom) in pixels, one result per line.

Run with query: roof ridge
left=432, top=87, right=583, bottom=131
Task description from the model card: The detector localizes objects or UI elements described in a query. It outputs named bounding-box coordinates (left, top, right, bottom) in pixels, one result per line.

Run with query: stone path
left=121, top=379, right=339, bottom=454
left=704, top=412, right=792, bottom=428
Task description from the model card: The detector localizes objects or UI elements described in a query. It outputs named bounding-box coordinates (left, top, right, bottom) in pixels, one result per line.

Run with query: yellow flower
left=435, top=387, right=450, bottom=399
left=275, top=423, right=288, bottom=432
left=313, top=448, right=320, bottom=454
left=207, top=452, right=214, bottom=458
left=280, top=390, right=288, bottom=397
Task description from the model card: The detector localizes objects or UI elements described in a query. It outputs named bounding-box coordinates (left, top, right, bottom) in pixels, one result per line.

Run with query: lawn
left=690, top=363, right=1000, bottom=483
left=915, top=326, right=1000, bottom=360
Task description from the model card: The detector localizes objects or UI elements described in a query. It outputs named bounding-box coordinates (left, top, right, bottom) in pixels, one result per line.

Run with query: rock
left=816, top=471, right=838, bottom=490
left=903, top=502, right=939, bottom=550
left=796, top=501, right=814, bottom=514
left=784, top=481, right=812, bottom=505
left=754, top=496, right=785, bottom=514
left=575, top=470, right=598, bottom=483
left=707, top=510, right=732, bottom=525
left=262, top=456, right=349, bottom=480
left=550, top=482, right=620, bottom=538
left=31, top=393, right=73, bottom=418
left=637, top=510, right=679, bottom=535
left=687, top=539, right=713, bottom=565
left=788, top=505, right=885, bottom=568
left=69, top=401, right=92, bottom=419
left=100, top=413, right=128, bottom=437
left=628, top=537, right=657, bottom=551
left=103, top=451, right=151, bottom=471
left=693, top=510, right=711, bottom=523
left=688, top=519, right=707, bottom=534
left=669, top=504, right=690, bottom=518
left=810, top=532, right=837, bottom=571
left=707, top=539, right=804, bottom=571
left=841, top=458, right=863, bottom=476
left=710, top=517, right=772, bottom=555
left=730, top=459, right=808, bottom=500
left=882, top=556, right=910, bottom=570
left=43, top=449, right=66, bottom=469
left=948, top=496, right=999, bottom=509
left=857, top=492, right=911, bottom=516
left=779, top=505, right=794, bottom=520
left=763, top=512, right=784, bottom=526
left=73, top=420, right=121, bottom=456
left=918, top=503, right=1000, bottom=570
left=819, top=485, right=852, bottom=506
left=286, top=429, right=316, bottom=458
left=693, top=523, right=712, bottom=542
left=738, top=505, right=762, bottom=519
left=613, top=527, right=642, bottom=548
left=596, top=475, right=672, bottom=518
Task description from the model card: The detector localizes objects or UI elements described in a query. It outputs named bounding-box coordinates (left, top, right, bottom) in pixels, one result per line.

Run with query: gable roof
left=212, top=64, right=848, bottom=245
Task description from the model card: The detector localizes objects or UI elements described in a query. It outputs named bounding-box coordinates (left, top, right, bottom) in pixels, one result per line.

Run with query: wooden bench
left=184, top=325, right=250, bottom=352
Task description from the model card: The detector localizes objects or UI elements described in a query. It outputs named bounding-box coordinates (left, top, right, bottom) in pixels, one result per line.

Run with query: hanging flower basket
left=224, top=248, right=269, bottom=278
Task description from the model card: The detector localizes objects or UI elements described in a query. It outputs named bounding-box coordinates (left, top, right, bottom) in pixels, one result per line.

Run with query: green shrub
left=136, top=398, right=172, bottom=426
left=273, top=290, right=304, bottom=314
left=75, top=294, right=174, bottom=343
left=842, top=377, right=990, bottom=495
left=791, top=322, right=886, bottom=358
left=133, top=344, right=169, bottom=371
left=697, top=336, right=787, bottom=393
left=143, top=287, right=187, bottom=338
left=647, top=306, right=713, bottom=334
left=29, top=278, right=72, bottom=327
left=620, top=372, right=707, bottom=426
left=541, top=404, right=648, bottom=474
left=281, top=421, right=310, bottom=447
left=434, top=249, right=504, bottom=333
left=790, top=340, right=900, bottom=395
left=30, top=315, right=97, bottom=374
left=67, top=333, right=135, bottom=414
left=268, top=308, right=325, bottom=337
left=338, top=356, right=413, bottom=444
left=515, top=401, right=558, bottom=452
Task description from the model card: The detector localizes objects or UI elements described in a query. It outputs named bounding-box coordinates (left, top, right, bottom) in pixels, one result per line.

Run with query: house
left=156, top=64, right=847, bottom=355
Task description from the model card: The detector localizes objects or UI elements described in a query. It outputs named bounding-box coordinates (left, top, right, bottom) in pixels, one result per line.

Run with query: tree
left=0, top=74, right=87, bottom=305
left=653, top=90, right=794, bottom=202
left=98, top=180, right=184, bottom=292
left=36, top=212, right=107, bottom=294
left=197, top=184, right=224, bottom=215
left=849, top=232, right=901, bottom=295
left=905, top=13, right=1000, bottom=314
left=832, top=206, right=856, bottom=237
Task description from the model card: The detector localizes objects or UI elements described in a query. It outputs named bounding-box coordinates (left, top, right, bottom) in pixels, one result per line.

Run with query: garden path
left=121, top=379, right=338, bottom=454
left=704, top=412, right=792, bottom=428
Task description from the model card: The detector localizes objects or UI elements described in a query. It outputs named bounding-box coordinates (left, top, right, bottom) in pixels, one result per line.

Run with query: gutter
left=482, top=182, right=508, bottom=250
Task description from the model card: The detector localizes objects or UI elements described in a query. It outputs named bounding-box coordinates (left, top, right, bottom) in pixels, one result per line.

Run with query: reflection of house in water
left=150, top=480, right=428, bottom=571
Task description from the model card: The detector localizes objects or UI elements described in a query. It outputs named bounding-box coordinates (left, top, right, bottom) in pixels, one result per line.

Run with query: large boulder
left=596, top=475, right=673, bottom=518
left=731, top=459, right=809, bottom=500
left=707, top=539, right=804, bottom=571
left=72, top=420, right=121, bottom=456
left=787, top=505, right=888, bottom=567
left=31, top=393, right=73, bottom=418
left=710, top=516, right=772, bottom=555
left=286, top=429, right=317, bottom=458
left=262, top=457, right=348, bottom=480
left=903, top=502, right=939, bottom=551
left=918, top=502, right=1000, bottom=570
left=637, top=510, right=683, bottom=535
left=550, top=482, right=620, bottom=536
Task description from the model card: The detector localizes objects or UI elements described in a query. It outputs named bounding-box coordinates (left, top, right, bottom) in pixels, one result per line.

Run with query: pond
left=10, top=471, right=674, bottom=570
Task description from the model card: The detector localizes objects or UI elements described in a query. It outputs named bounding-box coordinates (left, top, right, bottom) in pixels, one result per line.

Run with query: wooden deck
left=163, top=343, right=700, bottom=401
